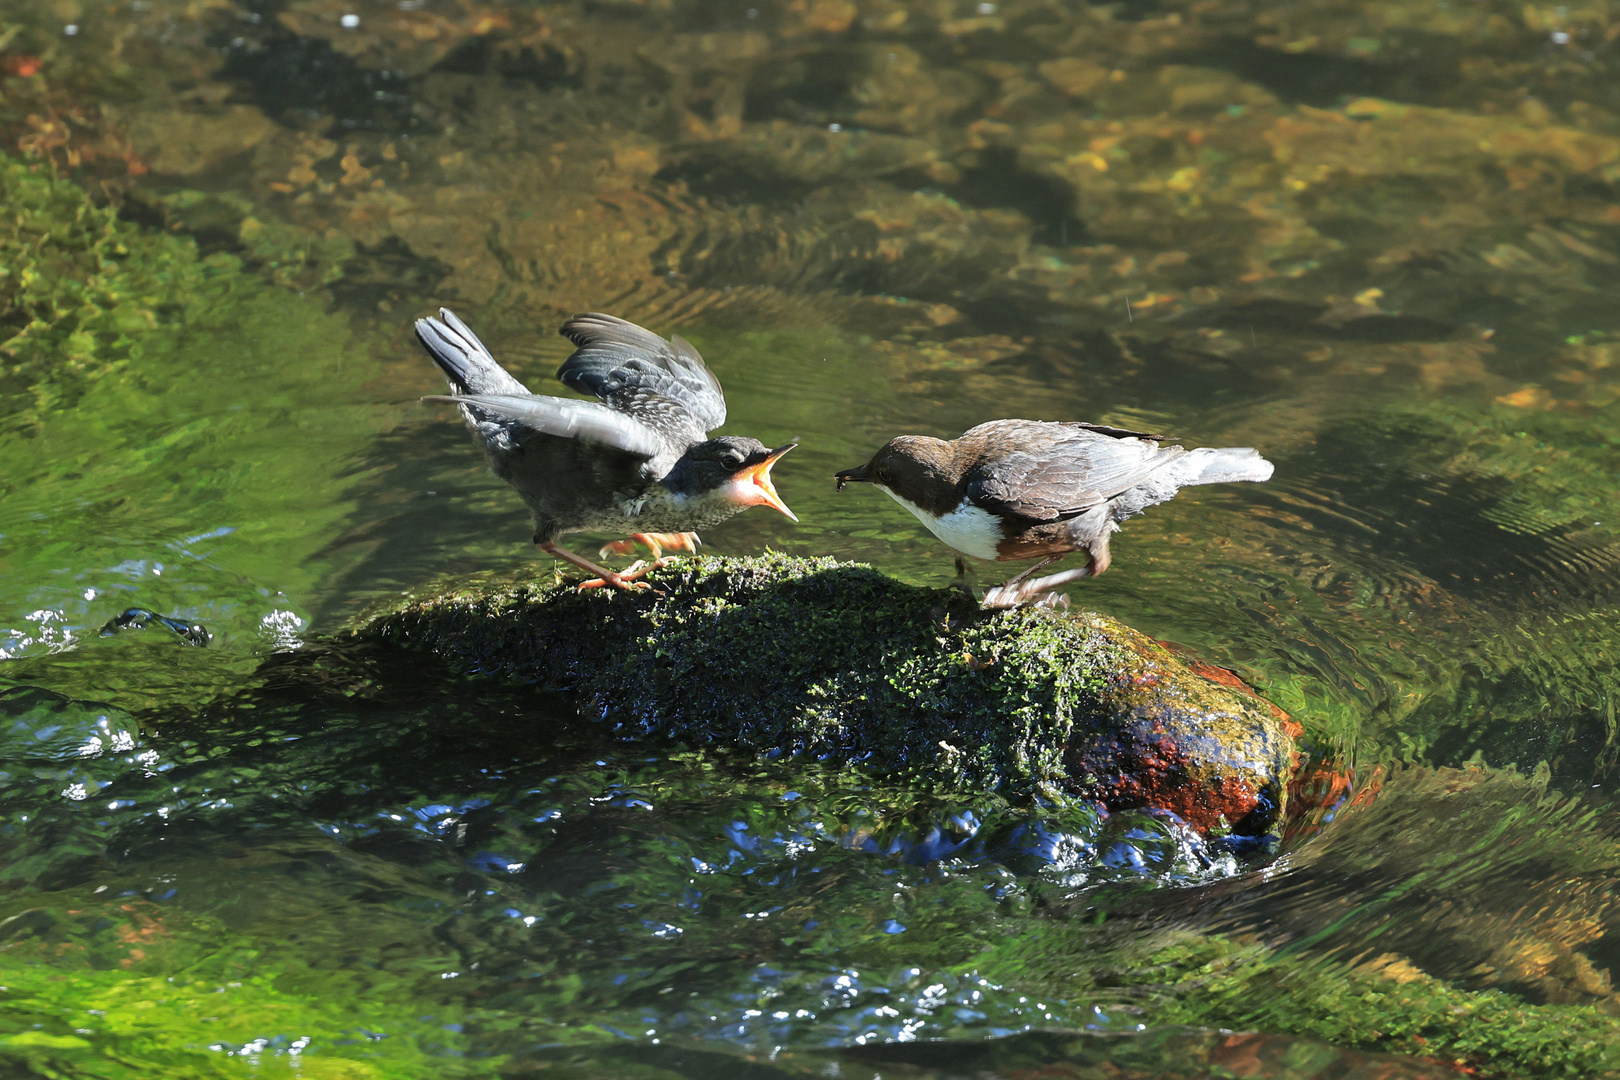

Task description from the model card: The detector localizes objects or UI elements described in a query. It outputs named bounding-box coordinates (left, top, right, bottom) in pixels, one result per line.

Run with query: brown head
left=834, top=436, right=961, bottom=514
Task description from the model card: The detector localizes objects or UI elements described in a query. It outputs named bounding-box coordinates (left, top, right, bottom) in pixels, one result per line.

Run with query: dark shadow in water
left=328, top=237, right=455, bottom=315
left=433, top=34, right=581, bottom=92
left=1169, top=38, right=1461, bottom=109
left=215, top=9, right=419, bottom=133
left=654, top=151, right=820, bottom=208
left=942, top=146, right=1089, bottom=249
left=742, top=48, right=862, bottom=129
left=116, top=193, right=247, bottom=259
left=671, top=0, right=787, bottom=35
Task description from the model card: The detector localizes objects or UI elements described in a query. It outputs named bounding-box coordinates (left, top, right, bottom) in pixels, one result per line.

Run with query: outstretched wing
left=964, top=421, right=1183, bottom=522
left=557, top=313, right=727, bottom=442
left=417, top=307, right=667, bottom=468
left=420, top=393, right=665, bottom=461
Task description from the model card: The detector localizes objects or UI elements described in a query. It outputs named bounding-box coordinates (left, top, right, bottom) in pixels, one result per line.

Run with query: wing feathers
left=415, top=310, right=530, bottom=396
left=420, top=393, right=664, bottom=460
left=558, top=313, right=727, bottom=436
left=962, top=422, right=1182, bottom=521
left=417, top=307, right=732, bottom=465
left=1171, top=446, right=1275, bottom=486
left=963, top=423, right=1272, bottom=522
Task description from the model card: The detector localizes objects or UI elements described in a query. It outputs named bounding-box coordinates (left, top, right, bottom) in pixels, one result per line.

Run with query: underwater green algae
left=5, top=666, right=1620, bottom=1079
left=0, top=154, right=404, bottom=705
left=0, top=933, right=491, bottom=1079
left=0, top=156, right=212, bottom=425
left=6, top=0, right=1620, bottom=1075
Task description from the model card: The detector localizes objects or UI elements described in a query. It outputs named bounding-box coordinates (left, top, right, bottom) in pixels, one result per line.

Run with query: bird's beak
left=833, top=463, right=872, bottom=492
left=738, top=443, right=798, bottom=522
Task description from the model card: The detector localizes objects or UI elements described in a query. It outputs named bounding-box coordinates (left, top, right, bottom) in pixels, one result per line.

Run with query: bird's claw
left=576, top=575, right=653, bottom=592
left=575, top=558, right=673, bottom=595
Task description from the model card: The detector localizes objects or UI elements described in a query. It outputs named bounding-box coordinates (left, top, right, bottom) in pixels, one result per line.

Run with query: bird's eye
left=722, top=452, right=744, bottom=468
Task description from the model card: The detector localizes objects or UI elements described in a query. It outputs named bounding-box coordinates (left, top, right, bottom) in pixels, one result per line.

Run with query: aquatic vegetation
left=0, top=153, right=400, bottom=696
left=0, top=157, right=215, bottom=425
left=3, top=0, right=1620, bottom=1075
left=5, top=679, right=1620, bottom=1078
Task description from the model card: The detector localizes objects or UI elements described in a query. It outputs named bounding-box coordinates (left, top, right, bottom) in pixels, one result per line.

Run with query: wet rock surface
left=355, top=553, right=1297, bottom=837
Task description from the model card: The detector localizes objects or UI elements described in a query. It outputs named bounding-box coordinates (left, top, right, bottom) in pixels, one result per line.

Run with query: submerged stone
left=355, top=553, right=1297, bottom=839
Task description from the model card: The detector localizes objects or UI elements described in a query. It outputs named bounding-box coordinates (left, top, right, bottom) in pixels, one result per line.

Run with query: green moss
left=0, top=157, right=228, bottom=425
left=124, top=189, right=356, bottom=292
left=0, top=904, right=499, bottom=1079
left=0, top=153, right=402, bottom=698
left=1167, top=950, right=1620, bottom=1077
left=356, top=552, right=1295, bottom=832
left=979, top=921, right=1620, bottom=1076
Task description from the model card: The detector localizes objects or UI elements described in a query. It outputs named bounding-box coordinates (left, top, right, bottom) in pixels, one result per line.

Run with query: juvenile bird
left=835, top=419, right=1272, bottom=607
left=417, top=308, right=796, bottom=591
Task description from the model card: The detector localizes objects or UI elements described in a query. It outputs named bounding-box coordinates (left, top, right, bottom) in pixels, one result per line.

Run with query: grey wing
left=415, top=309, right=531, bottom=396
left=967, top=430, right=1182, bottom=522
left=556, top=313, right=727, bottom=440
left=420, top=393, right=665, bottom=462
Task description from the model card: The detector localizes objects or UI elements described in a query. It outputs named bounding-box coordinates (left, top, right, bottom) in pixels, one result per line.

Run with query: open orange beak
left=738, top=443, right=798, bottom=522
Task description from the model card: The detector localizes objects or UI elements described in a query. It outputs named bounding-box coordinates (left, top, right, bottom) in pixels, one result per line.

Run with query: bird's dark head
left=835, top=436, right=952, bottom=493
left=664, top=437, right=798, bottom=520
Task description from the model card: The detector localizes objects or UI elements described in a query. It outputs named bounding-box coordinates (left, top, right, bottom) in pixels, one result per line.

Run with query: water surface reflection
left=2, top=0, right=1620, bottom=1074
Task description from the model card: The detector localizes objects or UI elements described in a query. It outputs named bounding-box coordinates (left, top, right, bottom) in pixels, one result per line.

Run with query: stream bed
left=4, top=0, right=1620, bottom=1076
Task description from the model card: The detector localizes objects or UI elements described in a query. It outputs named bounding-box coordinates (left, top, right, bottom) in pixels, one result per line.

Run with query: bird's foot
left=577, top=560, right=653, bottom=592
left=540, top=540, right=663, bottom=595
left=981, top=565, right=1093, bottom=609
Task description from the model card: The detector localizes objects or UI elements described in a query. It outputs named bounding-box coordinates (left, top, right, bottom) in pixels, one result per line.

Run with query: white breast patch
left=878, top=487, right=1004, bottom=561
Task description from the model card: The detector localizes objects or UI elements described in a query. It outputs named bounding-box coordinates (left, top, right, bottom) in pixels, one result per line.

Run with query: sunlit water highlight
left=3, top=0, right=1620, bottom=1075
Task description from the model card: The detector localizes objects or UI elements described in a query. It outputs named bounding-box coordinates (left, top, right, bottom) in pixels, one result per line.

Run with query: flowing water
left=4, top=0, right=1620, bottom=1076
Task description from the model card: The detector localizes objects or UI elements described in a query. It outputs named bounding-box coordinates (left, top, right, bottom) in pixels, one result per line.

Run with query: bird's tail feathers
left=414, top=309, right=530, bottom=396
left=1172, top=446, right=1275, bottom=486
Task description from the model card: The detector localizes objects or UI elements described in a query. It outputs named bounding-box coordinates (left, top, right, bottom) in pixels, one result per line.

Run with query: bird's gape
left=728, top=444, right=799, bottom=520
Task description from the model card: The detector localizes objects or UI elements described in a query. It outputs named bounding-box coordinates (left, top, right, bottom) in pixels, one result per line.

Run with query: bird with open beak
left=836, top=419, right=1272, bottom=607
left=417, top=308, right=796, bottom=591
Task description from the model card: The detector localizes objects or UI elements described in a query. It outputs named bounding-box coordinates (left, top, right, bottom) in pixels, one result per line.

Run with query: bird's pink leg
left=538, top=540, right=655, bottom=593
left=950, top=556, right=976, bottom=598
left=982, top=546, right=1110, bottom=609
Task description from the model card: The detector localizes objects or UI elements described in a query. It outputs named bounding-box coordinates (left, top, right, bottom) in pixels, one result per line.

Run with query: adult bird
left=417, top=308, right=796, bottom=591
left=835, top=419, right=1272, bottom=607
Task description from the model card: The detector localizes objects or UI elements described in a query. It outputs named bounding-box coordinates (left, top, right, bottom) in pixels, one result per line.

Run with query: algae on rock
left=357, top=553, right=1297, bottom=837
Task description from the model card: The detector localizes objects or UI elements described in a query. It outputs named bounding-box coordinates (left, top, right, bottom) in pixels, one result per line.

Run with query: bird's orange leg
left=598, top=532, right=702, bottom=564
left=538, top=540, right=656, bottom=593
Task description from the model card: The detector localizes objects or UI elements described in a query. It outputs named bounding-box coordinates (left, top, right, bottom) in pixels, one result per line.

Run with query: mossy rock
left=355, top=553, right=1298, bottom=838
